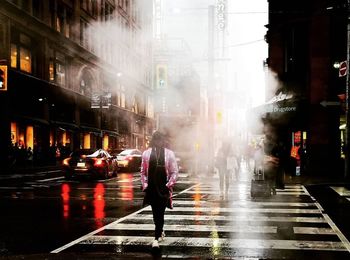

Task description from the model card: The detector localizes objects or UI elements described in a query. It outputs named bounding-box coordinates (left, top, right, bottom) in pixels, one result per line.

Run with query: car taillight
left=63, top=158, right=71, bottom=166
left=94, top=158, right=104, bottom=166
left=125, top=155, right=133, bottom=161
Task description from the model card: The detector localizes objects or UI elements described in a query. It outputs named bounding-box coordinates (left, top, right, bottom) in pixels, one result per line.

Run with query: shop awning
left=249, top=92, right=307, bottom=130
left=51, top=121, right=79, bottom=130
left=102, top=130, right=120, bottom=137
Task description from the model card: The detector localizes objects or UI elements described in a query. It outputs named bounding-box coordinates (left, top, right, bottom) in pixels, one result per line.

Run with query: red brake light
left=94, top=158, right=104, bottom=166
left=63, top=158, right=70, bottom=166
left=125, top=155, right=132, bottom=161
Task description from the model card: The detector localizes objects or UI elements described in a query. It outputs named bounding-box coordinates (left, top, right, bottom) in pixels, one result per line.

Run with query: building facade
left=0, top=0, right=154, bottom=169
left=263, top=0, right=347, bottom=177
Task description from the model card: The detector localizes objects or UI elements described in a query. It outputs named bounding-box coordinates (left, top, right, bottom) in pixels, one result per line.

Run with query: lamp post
left=208, top=5, right=215, bottom=174
left=345, top=0, right=350, bottom=180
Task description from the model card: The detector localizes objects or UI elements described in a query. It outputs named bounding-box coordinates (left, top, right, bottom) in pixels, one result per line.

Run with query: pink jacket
left=140, top=148, right=179, bottom=207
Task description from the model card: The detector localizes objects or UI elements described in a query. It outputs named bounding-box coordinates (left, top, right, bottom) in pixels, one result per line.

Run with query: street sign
left=91, top=92, right=100, bottom=108
left=320, top=101, right=341, bottom=107
left=339, top=61, right=347, bottom=77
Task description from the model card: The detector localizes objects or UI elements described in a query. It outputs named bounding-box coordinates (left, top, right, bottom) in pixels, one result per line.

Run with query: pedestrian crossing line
left=78, top=236, right=347, bottom=251
left=330, top=186, right=350, bottom=196
left=130, top=214, right=327, bottom=223
left=108, top=223, right=278, bottom=233
left=293, top=227, right=336, bottom=235
left=51, top=183, right=200, bottom=253
left=172, top=201, right=316, bottom=207
left=183, top=190, right=307, bottom=196
left=302, top=186, right=350, bottom=253
left=159, top=207, right=321, bottom=214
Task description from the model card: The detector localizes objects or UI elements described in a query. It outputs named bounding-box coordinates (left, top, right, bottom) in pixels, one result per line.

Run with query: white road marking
left=79, top=236, right=347, bottom=251
left=302, top=186, right=350, bottom=253
left=330, top=186, right=350, bottom=196
left=161, top=207, right=321, bottom=214
left=131, top=214, right=327, bottom=223
left=37, top=176, right=64, bottom=182
left=172, top=201, right=316, bottom=207
left=109, top=223, right=277, bottom=233
left=50, top=183, right=200, bottom=253
left=293, top=227, right=336, bottom=235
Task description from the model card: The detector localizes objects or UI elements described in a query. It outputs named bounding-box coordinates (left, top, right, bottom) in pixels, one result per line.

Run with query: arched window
left=79, top=69, right=94, bottom=97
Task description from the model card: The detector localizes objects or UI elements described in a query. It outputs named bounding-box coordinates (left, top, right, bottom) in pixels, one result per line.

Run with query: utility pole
left=208, top=5, right=215, bottom=174
left=346, top=0, right=350, bottom=180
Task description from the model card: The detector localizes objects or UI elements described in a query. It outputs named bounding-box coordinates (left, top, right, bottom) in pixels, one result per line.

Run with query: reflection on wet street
left=49, top=162, right=350, bottom=259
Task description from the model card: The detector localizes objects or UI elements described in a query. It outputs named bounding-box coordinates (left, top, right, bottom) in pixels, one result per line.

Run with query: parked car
left=62, top=149, right=118, bottom=179
left=115, top=149, right=142, bottom=172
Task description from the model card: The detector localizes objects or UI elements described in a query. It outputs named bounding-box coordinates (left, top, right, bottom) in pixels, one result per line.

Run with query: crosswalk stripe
left=172, top=201, right=316, bottom=207
left=158, top=207, right=321, bottom=214
left=293, top=227, right=336, bottom=235
left=183, top=190, right=307, bottom=195
left=79, top=236, right=347, bottom=251
left=51, top=174, right=350, bottom=258
left=131, top=214, right=327, bottom=223
left=108, top=223, right=278, bottom=233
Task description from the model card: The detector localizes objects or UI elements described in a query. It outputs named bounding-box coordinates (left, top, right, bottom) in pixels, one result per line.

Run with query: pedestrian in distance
left=27, top=147, right=34, bottom=167
left=140, top=131, right=179, bottom=248
left=216, top=142, right=229, bottom=199
left=227, top=146, right=239, bottom=192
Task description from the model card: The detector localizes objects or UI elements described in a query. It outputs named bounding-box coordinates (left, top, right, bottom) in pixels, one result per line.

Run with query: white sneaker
left=152, top=240, right=159, bottom=248
left=159, top=231, right=165, bottom=242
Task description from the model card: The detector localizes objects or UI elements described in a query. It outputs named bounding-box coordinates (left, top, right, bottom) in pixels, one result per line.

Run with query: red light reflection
left=119, top=173, right=134, bottom=201
left=94, top=183, right=105, bottom=228
left=61, top=183, right=70, bottom=218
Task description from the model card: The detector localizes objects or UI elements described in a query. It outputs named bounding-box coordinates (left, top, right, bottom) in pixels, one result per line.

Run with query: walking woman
left=140, top=131, right=179, bottom=248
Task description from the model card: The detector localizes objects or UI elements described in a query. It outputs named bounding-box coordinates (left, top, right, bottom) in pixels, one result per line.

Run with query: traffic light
left=216, top=111, right=222, bottom=124
left=0, top=65, right=8, bottom=91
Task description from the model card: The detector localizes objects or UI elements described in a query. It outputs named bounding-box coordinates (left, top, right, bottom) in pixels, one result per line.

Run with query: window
left=80, top=19, right=94, bottom=52
left=49, top=49, right=66, bottom=86
left=102, top=1, right=115, bottom=22
left=50, top=1, right=72, bottom=38
left=11, top=32, right=33, bottom=73
left=32, top=0, right=43, bottom=19
left=121, top=85, right=126, bottom=108
left=81, top=0, right=97, bottom=17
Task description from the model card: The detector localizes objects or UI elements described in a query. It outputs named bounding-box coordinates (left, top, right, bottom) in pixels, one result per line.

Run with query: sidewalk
left=0, top=164, right=62, bottom=180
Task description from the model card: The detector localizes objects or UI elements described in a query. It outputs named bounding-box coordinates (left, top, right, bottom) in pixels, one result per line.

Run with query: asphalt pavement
left=1, top=164, right=350, bottom=259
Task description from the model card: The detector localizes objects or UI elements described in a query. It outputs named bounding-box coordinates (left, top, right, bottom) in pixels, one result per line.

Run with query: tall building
left=0, top=0, right=154, bottom=169
left=261, top=0, right=347, bottom=177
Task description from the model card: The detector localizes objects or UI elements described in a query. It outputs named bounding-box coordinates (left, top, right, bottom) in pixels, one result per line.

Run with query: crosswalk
left=330, top=186, right=350, bottom=202
left=51, top=178, right=350, bottom=258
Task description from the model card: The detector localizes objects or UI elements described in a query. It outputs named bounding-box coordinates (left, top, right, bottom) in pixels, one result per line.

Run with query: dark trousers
left=151, top=200, right=167, bottom=240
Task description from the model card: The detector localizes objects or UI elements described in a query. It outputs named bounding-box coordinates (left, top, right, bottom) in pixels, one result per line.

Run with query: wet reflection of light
left=113, top=236, right=123, bottom=253
left=193, top=185, right=202, bottom=223
left=119, top=173, right=134, bottom=201
left=210, top=227, right=221, bottom=256
left=193, top=185, right=201, bottom=204
left=61, top=183, right=70, bottom=218
left=238, top=183, right=248, bottom=200
left=94, top=183, right=105, bottom=219
left=94, top=183, right=106, bottom=229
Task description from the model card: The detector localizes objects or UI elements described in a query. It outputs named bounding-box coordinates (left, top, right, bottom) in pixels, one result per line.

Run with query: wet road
left=1, top=166, right=350, bottom=259
left=0, top=171, right=172, bottom=256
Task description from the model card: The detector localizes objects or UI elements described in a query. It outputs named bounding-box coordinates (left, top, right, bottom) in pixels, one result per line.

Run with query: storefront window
left=103, top=135, right=109, bottom=150
left=10, top=44, right=17, bottom=68
left=84, top=133, right=91, bottom=149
